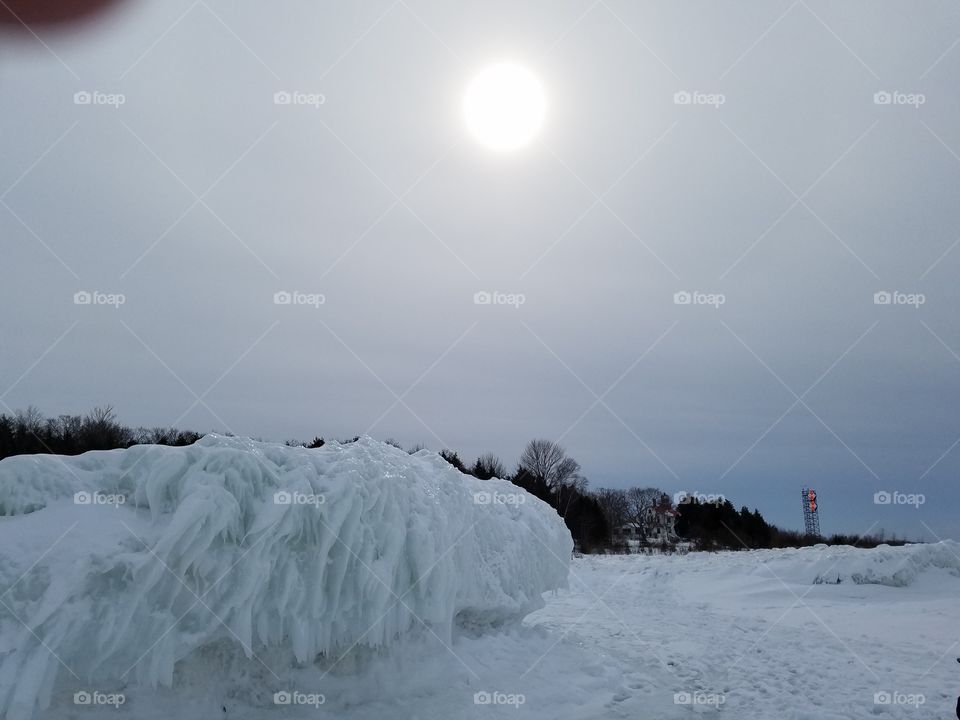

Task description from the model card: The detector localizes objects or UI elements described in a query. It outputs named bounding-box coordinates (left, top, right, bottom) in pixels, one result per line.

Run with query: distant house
left=643, top=501, right=679, bottom=544
left=611, top=500, right=679, bottom=551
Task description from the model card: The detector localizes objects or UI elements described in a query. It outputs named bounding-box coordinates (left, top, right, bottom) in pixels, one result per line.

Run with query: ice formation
left=0, top=436, right=571, bottom=719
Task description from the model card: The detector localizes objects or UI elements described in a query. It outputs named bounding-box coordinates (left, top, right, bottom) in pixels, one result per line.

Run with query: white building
left=611, top=501, right=679, bottom=550
left=643, top=502, right=679, bottom=543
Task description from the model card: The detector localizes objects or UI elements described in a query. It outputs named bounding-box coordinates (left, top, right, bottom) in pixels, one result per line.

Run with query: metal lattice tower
left=801, top=488, right=821, bottom=537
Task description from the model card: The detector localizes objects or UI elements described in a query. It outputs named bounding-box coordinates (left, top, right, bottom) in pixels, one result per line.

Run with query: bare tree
left=520, top=439, right=582, bottom=487
left=519, top=439, right=566, bottom=482
left=519, top=439, right=587, bottom=517
left=87, top=405, right=116, bottom=426
left=595, top=488, right=630, bottom=529
left=81, top=405, right=132, bottom=449
left=554, top=456, right=581, bottom=487
left=56, top=414, right=83, bottom=440
left=14, top=405, right=44, bottom=434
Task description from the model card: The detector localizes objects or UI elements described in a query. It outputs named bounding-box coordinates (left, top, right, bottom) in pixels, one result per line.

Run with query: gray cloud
left=2, top=0, right=959, bottom=540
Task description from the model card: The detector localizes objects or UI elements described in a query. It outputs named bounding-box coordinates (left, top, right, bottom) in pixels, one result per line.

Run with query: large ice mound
left=0, top=436, right=571, bottom=719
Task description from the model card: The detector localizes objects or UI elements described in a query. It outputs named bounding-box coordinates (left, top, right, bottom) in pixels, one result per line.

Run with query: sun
left=463, top=63, right=546, bottom=152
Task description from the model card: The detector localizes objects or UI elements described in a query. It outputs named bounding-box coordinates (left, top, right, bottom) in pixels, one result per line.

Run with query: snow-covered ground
left=528, top=547, right=960, bottom=720
left=1, top=438, right=957, bottom=719
left=24, top=544, right=957, bottom=720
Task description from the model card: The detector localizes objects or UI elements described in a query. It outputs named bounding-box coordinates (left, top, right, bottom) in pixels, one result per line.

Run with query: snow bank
left=0, top=436, right=571, bottom=719
left=805, top=541, right=960, bottom=587
left=668, top=542, right=960, bottom=588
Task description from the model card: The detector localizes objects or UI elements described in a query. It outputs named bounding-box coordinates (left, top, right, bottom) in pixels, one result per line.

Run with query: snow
left=0, top=436, right=571, bottom=720
left=2, top=437, right=958, bottom=719
left=552, top=546, right=960, bottom=719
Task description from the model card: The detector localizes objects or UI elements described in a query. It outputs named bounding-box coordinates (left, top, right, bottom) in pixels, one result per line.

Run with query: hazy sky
left=2, top=0, right=959, bottom=540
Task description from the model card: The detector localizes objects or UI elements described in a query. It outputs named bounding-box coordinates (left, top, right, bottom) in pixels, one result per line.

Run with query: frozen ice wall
left=0, top=436, right=572, bottom=719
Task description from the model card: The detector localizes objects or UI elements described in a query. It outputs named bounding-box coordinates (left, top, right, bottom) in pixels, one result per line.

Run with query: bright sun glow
left=463, top=63, right=546, bottom=152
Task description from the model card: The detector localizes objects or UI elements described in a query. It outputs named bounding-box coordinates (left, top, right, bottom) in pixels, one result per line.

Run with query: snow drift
left=0, top=436, right=571, bottom=719
left=665, top=542, right=960, bottom=589
left=806, top=541, right=960, bottom=586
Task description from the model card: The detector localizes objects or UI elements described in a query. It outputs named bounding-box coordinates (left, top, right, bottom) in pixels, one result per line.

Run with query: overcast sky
left=2, top=0, right=959, bottom=540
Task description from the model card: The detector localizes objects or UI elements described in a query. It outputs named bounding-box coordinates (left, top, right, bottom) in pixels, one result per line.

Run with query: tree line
left=0, top=406, right=905, bottom=550
left=0, top=405, right=201, bottom=459
left=428, top=438, right=904, bottom=551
